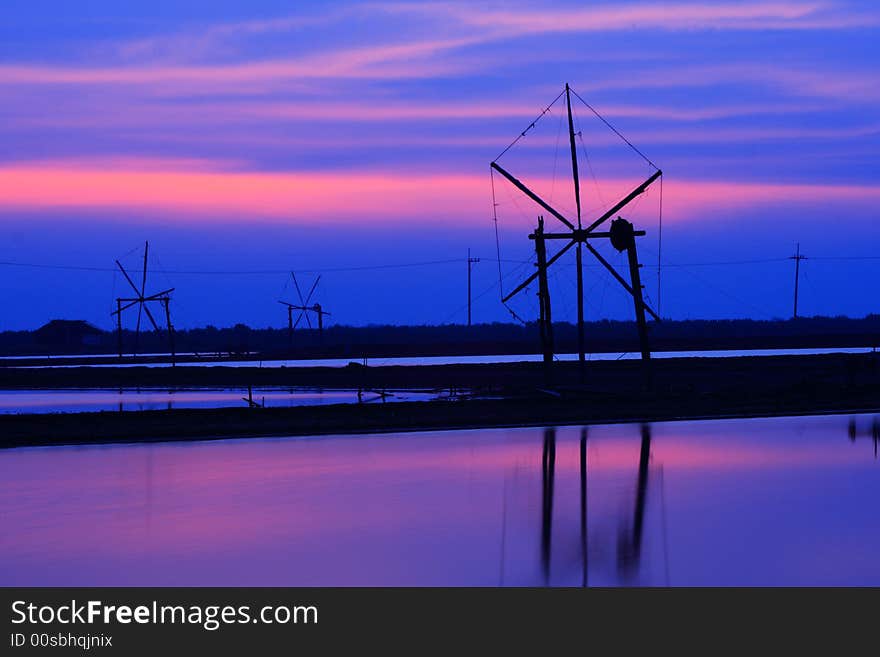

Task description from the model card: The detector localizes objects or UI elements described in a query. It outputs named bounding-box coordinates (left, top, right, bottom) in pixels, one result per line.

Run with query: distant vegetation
left=1, top=316, right=879, bottom=358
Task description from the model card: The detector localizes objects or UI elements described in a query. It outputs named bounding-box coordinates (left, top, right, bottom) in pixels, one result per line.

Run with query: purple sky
left=0, top=1, right=878, bottom=330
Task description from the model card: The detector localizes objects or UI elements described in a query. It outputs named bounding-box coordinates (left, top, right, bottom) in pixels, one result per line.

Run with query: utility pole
left=789, top=243, right=807, bottom=319
left=467, top=249, right=480, bottom=326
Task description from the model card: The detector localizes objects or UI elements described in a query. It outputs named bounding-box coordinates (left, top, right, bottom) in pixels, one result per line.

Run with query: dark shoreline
left=1, top=352, right=878, bottom=449
left=2, top=351, right=877, bottom=390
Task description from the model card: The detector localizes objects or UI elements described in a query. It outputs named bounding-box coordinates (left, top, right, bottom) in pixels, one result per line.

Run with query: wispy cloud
left=0, top=36, right=476, bottom=87
left=378, top=1, right=873, bottom=34
left=2, top=2, right=873, bottom=93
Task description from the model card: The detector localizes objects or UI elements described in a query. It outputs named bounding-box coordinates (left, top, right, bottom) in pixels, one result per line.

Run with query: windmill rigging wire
left=492, top=88, right=566, bottom=162
left=664, top=260, right=777, bottom=318
left=491, top=168, right=505, bottom=302
left=576, top=131, right=607, bottom=210
left=657, top=174, right=664, bottom=317
left=570, top=87, right=659, bottom=170
left=550, top=109, right=565, bottom=204
left=491, top=166, right=538, bottom=325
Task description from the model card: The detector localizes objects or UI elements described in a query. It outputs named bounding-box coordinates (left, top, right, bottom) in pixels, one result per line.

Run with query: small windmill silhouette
left=278, top=273, right=330, bottom=345
left=111, top=241, right=175, bottom=362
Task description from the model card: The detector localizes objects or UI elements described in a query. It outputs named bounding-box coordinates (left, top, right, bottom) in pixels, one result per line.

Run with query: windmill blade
left=501, top=239, right=577, bottom=303
left=140, top=241, right=149, bottom=298
left=304, top=275, right=321, bottom=305
left=112, top=299, right=141, bottom=315
left=583, top=242, right=660, bottom=322
left=291, top=272, right=306, bottom=306
left=293, top=310, right=308, bottom=329
left=491, top=162, right=575, bottom=230
left=584, top=170, right=662, bottom=234
left=142, top=302, right=162, bottom=332
left=565, top=83, right=582, bottom=228
left=116, top=261, right=142, bottom=297
left=143, top=288, right=175, bottom=302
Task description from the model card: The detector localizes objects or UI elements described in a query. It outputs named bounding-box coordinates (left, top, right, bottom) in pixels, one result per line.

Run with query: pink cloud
left=0, top=161, right=482, bottom=223
left=0, top=159, right=877, bottom=225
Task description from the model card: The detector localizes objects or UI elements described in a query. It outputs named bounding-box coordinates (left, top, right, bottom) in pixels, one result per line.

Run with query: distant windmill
left=491, top=83, right=662, bottom=378
left=278, top=273, right=330, bottom=345
left=111, top=241, right=176, bottom=363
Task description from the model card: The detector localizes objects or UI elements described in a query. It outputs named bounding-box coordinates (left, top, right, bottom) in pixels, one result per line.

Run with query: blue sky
left=0, top=1, right=878, bottom=330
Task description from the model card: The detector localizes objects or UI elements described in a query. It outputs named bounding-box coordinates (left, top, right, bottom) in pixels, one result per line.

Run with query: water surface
left=1, top=414, right=878, bottom=586
left=0, top=387, right=438, bottom=414
left=10, top=346, right=875, bottom=369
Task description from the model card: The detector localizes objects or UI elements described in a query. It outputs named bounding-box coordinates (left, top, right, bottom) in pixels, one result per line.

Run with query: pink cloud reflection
left=1, top=420, right=874, bottom=586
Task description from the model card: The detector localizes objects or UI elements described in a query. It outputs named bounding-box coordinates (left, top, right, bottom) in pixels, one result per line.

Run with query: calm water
left=10, top=346, right=875, bottom=369
left=0, top=387, right=439, bottom=414
left=1, top=414, right=878, bottom=586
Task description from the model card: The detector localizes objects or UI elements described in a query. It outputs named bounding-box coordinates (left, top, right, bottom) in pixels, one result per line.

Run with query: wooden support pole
left=790, top=243, right=806, bottom=319
left=163, top=297, right=175, bottom=368
left=466, top=249, right=479, bottom=327
left=626, top=241, right=651, bottom=364
left=116, top=299, right=123, bottom=359
left=287, top=306, right=293, bottom=349
left=534, top=216, right=554, bottom=366
left=468, top=248, right=473, bottom=327
left=133, top=304, right=140, bottom=360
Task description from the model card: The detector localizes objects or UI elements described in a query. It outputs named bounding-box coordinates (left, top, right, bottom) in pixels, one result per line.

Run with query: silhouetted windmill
left=111, top=241, right=176, bottom=363
left=278, top=273, right=330, bottom=345
left=491, top=83, right=662, bottom=378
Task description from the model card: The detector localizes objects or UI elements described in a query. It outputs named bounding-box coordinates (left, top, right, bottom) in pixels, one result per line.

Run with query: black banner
left=1, top=587, right=876, bottom=654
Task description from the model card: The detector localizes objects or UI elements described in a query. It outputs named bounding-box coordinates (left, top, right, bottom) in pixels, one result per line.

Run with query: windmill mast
left=565, top=83, right=586, bottom=380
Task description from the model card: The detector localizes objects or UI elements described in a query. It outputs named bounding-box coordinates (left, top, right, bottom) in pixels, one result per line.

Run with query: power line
left=660, top=257, right=790, bottom=267
left=809, top=256, right=880, bottom=261
left=0, top=257, right=466, bottom=276
left=570, top=87, right=659, bottom=171
left=3, top=253, right=875, bottom=277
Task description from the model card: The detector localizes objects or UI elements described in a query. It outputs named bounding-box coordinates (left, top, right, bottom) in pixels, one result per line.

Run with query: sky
left=0, top=0, right=878, bottom=331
